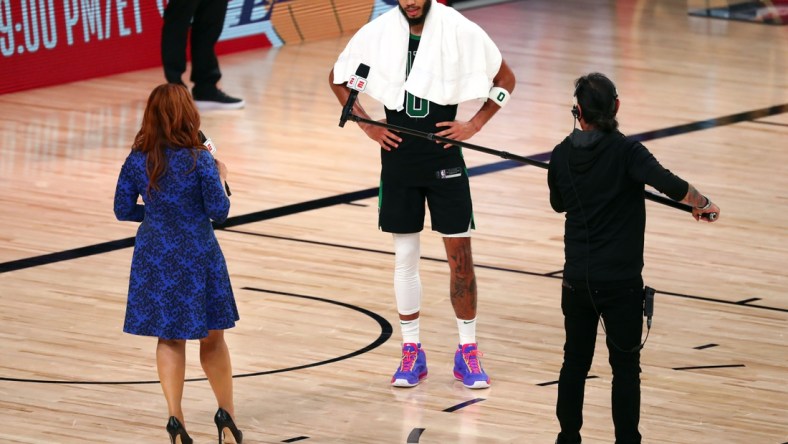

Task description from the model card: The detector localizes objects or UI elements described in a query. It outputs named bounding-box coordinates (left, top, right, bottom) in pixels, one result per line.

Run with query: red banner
left=0, top=0, right=273, bottom=94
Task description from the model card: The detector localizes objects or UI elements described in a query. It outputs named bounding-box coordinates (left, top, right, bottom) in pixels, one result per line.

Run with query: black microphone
left=644, top=286, right=656, bottom=328
left=198, top=130, right=232, bottom=197
left=339, top=63, right=370, bottom=128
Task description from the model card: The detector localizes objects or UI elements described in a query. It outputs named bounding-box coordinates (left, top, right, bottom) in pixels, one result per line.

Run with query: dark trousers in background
left=556, top=278, right=644, bottom=444
left=161, top=0, right=228, bottom=94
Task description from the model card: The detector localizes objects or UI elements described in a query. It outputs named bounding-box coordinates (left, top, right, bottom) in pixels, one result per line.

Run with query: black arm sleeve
left=627, top=141, right=688, bottom=201
left=547, top=145, right=565, bottom=212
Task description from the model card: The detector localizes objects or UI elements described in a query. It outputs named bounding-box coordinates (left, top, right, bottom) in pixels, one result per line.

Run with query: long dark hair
left=132, top=83, right=206, bottom=196
left=574, top=73, right=619, bottom=132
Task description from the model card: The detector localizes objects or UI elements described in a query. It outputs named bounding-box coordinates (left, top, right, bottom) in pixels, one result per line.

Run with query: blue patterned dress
left=114, top=147, right=239, bottom=340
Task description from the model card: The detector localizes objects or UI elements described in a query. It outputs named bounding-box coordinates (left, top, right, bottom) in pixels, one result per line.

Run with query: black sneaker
left=192, top=88, right=245, bottom=111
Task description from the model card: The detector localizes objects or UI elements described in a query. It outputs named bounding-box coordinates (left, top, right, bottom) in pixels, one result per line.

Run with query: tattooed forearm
left=680, top=183, right=707, bottom=207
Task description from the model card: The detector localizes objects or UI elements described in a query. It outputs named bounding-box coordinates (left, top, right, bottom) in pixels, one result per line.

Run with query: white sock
left=457, top=317, right=477, bottom=345
left=400, top=318, right=420, bottom=345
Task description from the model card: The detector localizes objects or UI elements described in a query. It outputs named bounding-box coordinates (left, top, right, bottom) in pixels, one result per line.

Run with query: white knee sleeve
left=393, top=233, right=422, bottom=315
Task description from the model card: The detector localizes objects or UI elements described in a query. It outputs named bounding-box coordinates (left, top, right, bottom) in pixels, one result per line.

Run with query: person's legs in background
left=162, top=0, right=244, bottom=109
left=189, top=0, right=224, bottom=93
left=189, top=0, right=244, bottom=109
left=161, top=0, right=199, bottom=86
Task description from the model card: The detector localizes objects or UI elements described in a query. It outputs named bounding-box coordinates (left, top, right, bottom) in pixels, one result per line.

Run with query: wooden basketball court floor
left=1, top=0, right=786, bottom=442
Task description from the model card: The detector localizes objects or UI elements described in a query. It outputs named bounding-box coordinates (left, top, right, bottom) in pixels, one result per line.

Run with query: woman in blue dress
left=114, top=83, right=243, bottom=444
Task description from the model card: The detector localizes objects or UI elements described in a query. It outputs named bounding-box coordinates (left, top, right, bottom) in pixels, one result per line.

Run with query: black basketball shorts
left=378, top=167, right=475, bottom=235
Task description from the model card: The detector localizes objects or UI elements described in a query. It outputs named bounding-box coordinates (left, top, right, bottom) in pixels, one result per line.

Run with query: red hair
left=133, top=83, right=206, bottom=196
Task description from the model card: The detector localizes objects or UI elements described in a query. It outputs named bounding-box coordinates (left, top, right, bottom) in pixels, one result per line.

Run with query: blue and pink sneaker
left=453, top=343, right=490, bottom=389
left=391, top=343, right=428, bottom=387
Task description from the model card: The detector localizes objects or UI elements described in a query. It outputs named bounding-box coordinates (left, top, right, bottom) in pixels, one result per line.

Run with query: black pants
left=161, top=0, right=227, bottom=93
left=556, top=278, right=643, bottom=444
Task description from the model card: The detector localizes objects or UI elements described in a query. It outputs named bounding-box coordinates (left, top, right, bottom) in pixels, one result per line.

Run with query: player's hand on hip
left=362, top=120, right=401, bottom=151
left=435, top=120, right=480, bottom=148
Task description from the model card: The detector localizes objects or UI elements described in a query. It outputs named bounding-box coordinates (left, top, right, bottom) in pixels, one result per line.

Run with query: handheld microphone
left=644, top=286, right=655, bottom=328
left=339, top=63, right=370, bottom=128
left=202, top=133, right=217, bottom=155
left=198, top=130, right=232, bottom=197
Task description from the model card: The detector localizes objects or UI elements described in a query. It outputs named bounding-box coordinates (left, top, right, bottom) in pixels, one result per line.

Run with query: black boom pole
left=346, top=113, right=701, bottom=216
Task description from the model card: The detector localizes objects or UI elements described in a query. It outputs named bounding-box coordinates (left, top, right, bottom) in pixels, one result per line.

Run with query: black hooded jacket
left=547, top=129, right=688, bottom=282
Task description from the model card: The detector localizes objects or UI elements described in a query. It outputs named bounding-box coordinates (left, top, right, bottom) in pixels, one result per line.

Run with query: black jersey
left=383, top=35, right=461, bottom=180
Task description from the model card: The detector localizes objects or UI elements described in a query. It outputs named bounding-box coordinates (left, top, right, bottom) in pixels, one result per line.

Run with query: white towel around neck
left=332, top=2, right=503, bottom=111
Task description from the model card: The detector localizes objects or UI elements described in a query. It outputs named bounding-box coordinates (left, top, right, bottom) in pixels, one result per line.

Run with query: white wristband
left=489, top=86, right=511, bottom=108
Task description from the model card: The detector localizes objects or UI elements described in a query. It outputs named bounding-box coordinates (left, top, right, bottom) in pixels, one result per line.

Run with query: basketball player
left=328, top=0, right=516, bottom=389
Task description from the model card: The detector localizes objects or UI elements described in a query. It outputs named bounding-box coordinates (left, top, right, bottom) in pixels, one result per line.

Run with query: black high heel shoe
left=166, top=416, right=193, bottom=444
left=214, top=408, right=244, bottom=444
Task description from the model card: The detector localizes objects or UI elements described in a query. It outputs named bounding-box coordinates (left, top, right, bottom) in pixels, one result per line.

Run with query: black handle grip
left=701, top=212, right=718, bottom=221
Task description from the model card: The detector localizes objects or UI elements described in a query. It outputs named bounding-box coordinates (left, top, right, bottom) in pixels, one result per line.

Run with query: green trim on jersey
left=378, top=178, right=384, bottom=210
left=465, top=166, right=476, bottom=229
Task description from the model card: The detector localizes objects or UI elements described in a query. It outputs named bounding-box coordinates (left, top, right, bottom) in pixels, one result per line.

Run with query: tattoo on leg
left=450, top=275, right=477, bottom=316
left=447, top=240, right=477, bottom=318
